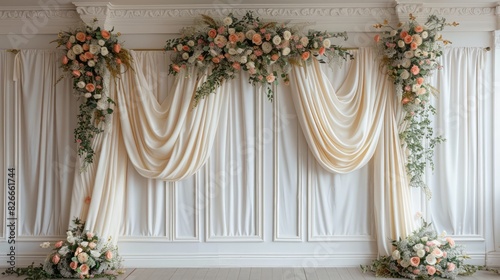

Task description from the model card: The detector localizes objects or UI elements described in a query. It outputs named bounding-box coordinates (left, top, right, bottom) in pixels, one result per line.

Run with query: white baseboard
left=487, top=252, right=500, bottom=267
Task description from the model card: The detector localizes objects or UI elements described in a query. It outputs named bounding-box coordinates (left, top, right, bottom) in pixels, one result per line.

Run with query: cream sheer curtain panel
left=290, top=48, right=414, bottom=254
left=13, top=50, right=78, bottom=236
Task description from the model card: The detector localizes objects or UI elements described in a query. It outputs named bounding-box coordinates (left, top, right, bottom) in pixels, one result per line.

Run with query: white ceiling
left=1, top=0, right=499, bottom=6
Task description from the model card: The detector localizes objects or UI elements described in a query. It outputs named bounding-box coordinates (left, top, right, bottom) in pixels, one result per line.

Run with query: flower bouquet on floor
left=4, top=218, right=123, bottom=279
left=362, top=219, right=476, bottom=279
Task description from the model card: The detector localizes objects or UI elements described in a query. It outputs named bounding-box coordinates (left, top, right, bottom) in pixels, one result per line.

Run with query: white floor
left=3, top=267, right=498, bottom=280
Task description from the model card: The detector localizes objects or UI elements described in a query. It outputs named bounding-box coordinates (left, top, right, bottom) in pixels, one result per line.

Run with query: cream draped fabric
left=290, top=48, right=414, bottom=254
left=116, top=51, right=228, bottom=180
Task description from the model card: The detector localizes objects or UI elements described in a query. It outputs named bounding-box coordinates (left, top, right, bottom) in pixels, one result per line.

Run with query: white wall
left=0, top=1, right=499, bottom=268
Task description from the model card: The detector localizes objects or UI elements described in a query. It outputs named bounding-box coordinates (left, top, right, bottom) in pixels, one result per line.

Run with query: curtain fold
left=115, top=51, right=228, bottom=181
left=290, top=48, right=414, bottom=253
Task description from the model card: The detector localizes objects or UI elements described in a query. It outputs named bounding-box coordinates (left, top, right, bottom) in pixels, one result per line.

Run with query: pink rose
left=217, top=26, right=225, bottom=34
left=410, top=42, right=418, bottom=50
left=404, top=85, right=411, bottom=91
left=66, top=41, right=72, bottom=49
left=301, top=51, right=310, bottom=61
left=85, top=71, right=93, bottom=77
left=105, top=250, right=113, bottom=260
left=446, top=237, right=455, bottom=247
left=410, top=256, right=420, bottom=266
left=248, top=68, right=256, bottom=75
left=80, top=264, right=90, bottom=275
left=72, top=70, right=81, bottom=77
left=254, top=49, right=263, bottom=57
left=78, top=54, right=87, bottom=62
left=426, top=265, right=436, bottom=276
left=52, top=254, right=60, bottom=264
left=401, top=97, right=411, bottom=105
left=70, top=261, right=78, bottom=270
left=86, top=232, right=94, bottom=239
left=260, top=28, right=266, bottom=34
left=443, top=251, right=447, bottom=257
left=414, top=25, right=424, bottom=33
left=236, top=32, right=245, bottom=42
left=75, top=247, right=83, bottom=256
left=208, top=29, right=217, bottom=38
left=416, top=77, right=424, bottom=85
left=404, top=35, right=413, bottom=44
left=265, top=33, right=271, bottom=41
left=410, top=65, right=420, bottom=75
left=400, top=30, right=408, bottom=39
left=413, top=269, right=420, bottom=275
left=113, top=44, right=121, bottom=53
left=172, top=64, right=181, bottom=73
left=54, top=241, right=64, bottom=248
left=266, top=73, right=275, bottom=83
left=62, top=56, right=69, bottom=65
left=252, top=33, right=262, bottom=45
left=75, top=32, right=86, bottom=43
left=374, top=34, right=380, bottom=42
left=100, top=30, right=111, bottom=40
left=232, top=62, right=241, bottom=70
left=447, top=262, right=456, bottom=271
left=198, top=55, right=204, bottom=61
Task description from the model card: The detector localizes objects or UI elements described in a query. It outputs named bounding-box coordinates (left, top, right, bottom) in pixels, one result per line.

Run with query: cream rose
left=69, top=36, right=76, bottom=43
left=77, top=252, right=89, bottom=263
left=262, top=42, right=273, bottom=54
left=182, top=52, right=189, bottom=60
left=66, top=50, right=76, bottom=60
left=89, top=44, right=100, bottom=54
left=421, top=31, right=428, bottom=39
left=322, top=39, right=331, bottom=48
left=240, top=56, right=247, bottom=64
left=40, top=242, right=51, bottom=248
left=390, top=30, right=397, bottom=36
left=392, top=250, right=401, bottom=260
left=77, top=81, right=86, bottom=88
left=417, top=248, right=425, bottom=257
left=72, top=44, right=83, bottom=55
left=98, top=39, right=105, bottom=46
left=245, top=30, right=256, bottom=40
left=283, top=30, right=291, bottom=41
left=88, top=60, right=96, bottom=67
left=84, top=92, right=92, bottom=98
left=282, top=47, right=291, bottom=56
left=425, top=254, right=437, bottom=265
left=398, top=40, right=405, bottom=48
left=400, top=69, right=410, bottom=80
left=187, top=40, right=195, bottom=47
left=223, top=17, right=232, bottom=26
left=300, top=37, right=309, bottom=47
left=100, top=47, right=109, bottom=56
left=404, top=51, right=414, bottom=58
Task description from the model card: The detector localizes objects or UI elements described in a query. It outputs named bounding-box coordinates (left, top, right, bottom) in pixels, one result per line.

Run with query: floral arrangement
left=52, top=20, right=132, bottom=169
left=3, top=218, right=123, bottom=279
left=373, top=14, right=457, bottom=197
left=362, top=219, right=476, bottom=279
left=165, top=11, right=353, bottom=105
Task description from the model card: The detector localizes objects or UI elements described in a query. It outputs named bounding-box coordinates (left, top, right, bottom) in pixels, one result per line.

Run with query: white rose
left=188, top=56, right=196, bottom=64
left=414, top=49, right=422, bottom=57
left=176, top=44, right=183, bottom=51
left=246, top=61, right=255, bottom=69
left=300, top=37, right=309, bottom=47
left=67, top=236, right=75, bottom=244
left=66, top=231, right=73, bottom=237
left=100, top=47, right=109, bottom=56
left=283, top=30, right=291, bottom=41
left=94, top=94, right=102, bottom=99
left=404, top=51, right=414, bottom=58
left=72, top=44, right=83, bottom=55
left=228, top=28, right=235, bottom=35
left=322, top=39, right=331, bottom=48
left=80, top=241, right=88, bottom=248
left=313, top=42, right=318, bottom=48
left=412, top=84, right=420, bottom=92
left=58, top=246, right=69, bottom=255
left=413, top=244, right=424, bottom=251
left=66, top=50, right=76, bottom=60
left=223, top=17, right=233, bottom=26
left=421, top=31, right=428, bottom=39
left=421, top=237, right=428, bottom=242
left=69, top=36, right=76, bottom=43
left=89, top=44, right=100, bottom=54
left=228, top=48, right=237, bottom=55
left=98, top=39, right=105, bottom=46
left=401, top=260, right=410, bottom=268
left=90, top=250, right=101, bottom=258
left=262, top=42, right=273, bottom=54
left=77, top=81, right=86, bottom=88
left=398, top=40, right=405, bottom=48
left=245, top=30, right=256, bottom=40
left=272, top=35, right=282, bottom=46
left=426, top=255, right=437, bottom=265
left=40, top=242, right=51, bottom=248
left=417, top=248, right=425, bottom=257
left=400, top=69, right=410, bottom=80
left=77, top=252, right=89, bottom=263
left=431, top=240, right=442, bottom=247
left=236, top=48, right=244, bottom=54
left=391, top=250, right=401, bottom=260
left=240, top=56, right=247, bottom=64
left=282, top=47, right=291, bottom=56
left=182, top=52, right=189, bottom=60
left=88, top=60, right=96, bottom=67
left=187, top=40, right=195, bottom=47
left=84, top=92, right=92, bottom=98
left=390, top=30, right=397, bottom=36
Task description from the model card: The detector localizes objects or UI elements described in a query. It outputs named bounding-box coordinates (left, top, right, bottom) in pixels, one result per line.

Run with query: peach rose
left=84, top=196, right=91, bottom=204
left=84, top=52, right=93, bottom=60
left=75, top=32, right=86, bottom=42
left=52, top=254, right=60, bottom=264
left=301, top=51, right=310, bottom=61
left=404, top=35, right=413, bottom=44
left=74, top=247, right=83, bottom=256
left=271, top=54, right=279, bottom=61
left=182, top=45, right=189, bottom=51
left=54, top=241, right=64, bottom=248
left=86, top=232, right=94, bottom=239
left=232, top=62, right=241, bottom=70
left=78, top=54, right=87, bottom=62
left=265, top=33, right=271, bottom=41
left=410, top=42, right=418, bottom=50
left=80, top=264, right=90, bottom=275
left=254, top=49, right=263, bottom=57
left=248, top=68, right=256, bottom=75
left=411, top=65, right=420, bottom=75
left=229, top=34, right=238, bottom=43
left=105, top=250, right=113, bottom=260
left=414, top=25, right=424, bottom=33
left=72, top=70, right=81, bottom=77
left=208, top=29, right=217, bottom=38
left=85, top=83, right=95, bottom=92
left=113, top=44, right=121, bottom=53
left=446, top=237, right=455, bottom=247
left=70, top=261, right=78, bottom=270
left=318, top=47, right=326, bottom=56
left=252, top=33, right=262, bottom=45
left=266, top=73, right=275, bottom=83
left=236, top=32, right=245, bottom=42
left=426, top=265, right=436, bottom=276
left=416, top=77, right=424, bottom=85
left=172, top=64, right=181, bottom=73
left=400, top=30, right=408, bottom=39
left=374, top=34, right=381, bottom=42
left=66, top=41, right=72, bottom=49
left=82, top=44, right=89, bottom=51
left=413, top=269, right=420, bottom=275
left=62, top=56, right=69, bottom=65
left=212, top=57, right=220, bottom=64
left=100, top=30, right=111, bottom=40
left=402, top=97, right=411, bottom=105
left=410, top=256, right=420, bottom=266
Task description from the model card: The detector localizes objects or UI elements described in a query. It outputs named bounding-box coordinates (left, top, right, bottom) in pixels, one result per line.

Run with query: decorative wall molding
left=73, top=2, right=113, bottom=30
left=0, top=7, right=78, bottom=20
